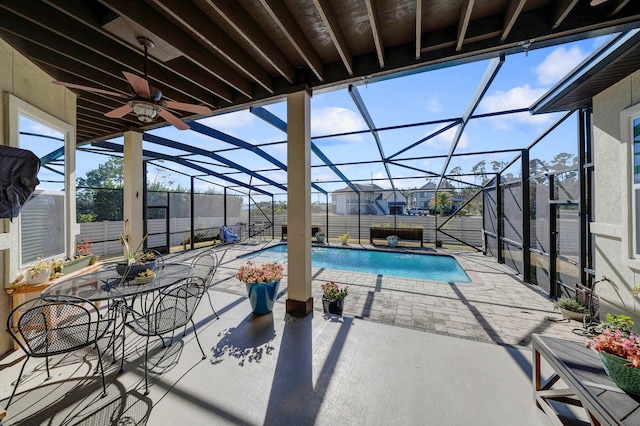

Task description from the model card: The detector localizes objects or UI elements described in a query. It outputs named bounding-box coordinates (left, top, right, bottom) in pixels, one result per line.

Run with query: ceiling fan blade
left=162, top=101, right=212, bottom=116
left=158, top=109, right=189, bottom=130
left=123, top=71, right=151, bottom=98
left=105, top=104, right=133, bottom=119
left=52, top=81, right=130, bottom=99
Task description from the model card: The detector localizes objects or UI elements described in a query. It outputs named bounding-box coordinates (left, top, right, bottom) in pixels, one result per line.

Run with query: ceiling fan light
left=132, top=102, right=157, bottom=123
left=590, top=0, right=608, bottom=5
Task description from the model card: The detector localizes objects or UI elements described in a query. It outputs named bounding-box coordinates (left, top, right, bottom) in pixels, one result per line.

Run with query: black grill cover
left=0, top=145, right=40, bottom=219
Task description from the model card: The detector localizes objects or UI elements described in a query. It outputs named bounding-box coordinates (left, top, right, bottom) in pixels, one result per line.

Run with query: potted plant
left=26, top=257, right=54, bottom=285
left=321, top=281, right=348, bottom=315
left=134, top=268, right=155, bottom=284
left=600, top=313, right=634, bottom=335
left=235, top=261, right=284, bottom=315
left=386, top=235, right=399, bottom=248
left=339, top=233, right=350, bottom=245
left=315, top=231, right=325, bottom=243
left=115, top=234, right=156, bottom=279
left=588, top=328, right=640, bottom=395
left=553, top=296, right=589, bottom=321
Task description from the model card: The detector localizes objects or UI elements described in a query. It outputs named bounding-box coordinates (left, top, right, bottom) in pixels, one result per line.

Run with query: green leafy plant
left=321, top=281, right=348, bottom=300
left=601, top=313, right=634, bottom=335
left=119, top=234, right=154, bottom=266
left=553, top=296, right=589, bottom=314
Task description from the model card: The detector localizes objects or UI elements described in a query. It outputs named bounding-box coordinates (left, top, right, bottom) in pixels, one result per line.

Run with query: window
left=633, top=115, right=640, bottom=257
left=6, top=94, right=74, bottom=267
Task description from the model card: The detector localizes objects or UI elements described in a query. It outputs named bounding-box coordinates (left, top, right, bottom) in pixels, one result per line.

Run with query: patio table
left=41, top=262, right=194, bottom=370
left=40, top=262, right=193, bottom=301
left=532, top=333, right=640, bottom=425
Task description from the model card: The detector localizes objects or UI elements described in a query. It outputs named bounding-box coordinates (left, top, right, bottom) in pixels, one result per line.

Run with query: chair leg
left=44, top=356, right=51, bottom=381
left=144, top=336, right=150, bottom=395
left=206, top=290, right=219, bottom=319
left=5, top=358, right=29, bottom=410
left=190, top=319, right=207, bottom=360
left=94, top=343, right=108, bottom=398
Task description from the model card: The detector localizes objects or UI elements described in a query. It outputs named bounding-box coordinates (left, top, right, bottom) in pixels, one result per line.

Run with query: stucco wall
left=0, top=37, right=76, bottom=355
left=592, top=68, right=640, bottom=328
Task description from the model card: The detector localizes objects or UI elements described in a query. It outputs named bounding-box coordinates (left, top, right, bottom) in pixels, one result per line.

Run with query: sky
left=21, top=33, right=614, bottom=202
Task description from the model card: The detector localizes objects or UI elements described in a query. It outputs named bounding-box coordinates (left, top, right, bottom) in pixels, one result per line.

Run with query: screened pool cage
left=67, top=105, right=593, bottom=301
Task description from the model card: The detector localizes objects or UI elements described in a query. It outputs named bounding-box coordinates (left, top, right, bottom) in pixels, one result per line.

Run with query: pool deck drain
left=174, top=240, right=591, bottom=349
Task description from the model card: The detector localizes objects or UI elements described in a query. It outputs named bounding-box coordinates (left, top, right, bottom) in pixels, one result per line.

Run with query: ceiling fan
left=53, top=37, right=212, bottom=130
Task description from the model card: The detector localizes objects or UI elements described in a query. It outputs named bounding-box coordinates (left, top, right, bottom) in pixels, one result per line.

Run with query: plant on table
left=119, top=234, right=155, bottom=266
left=600, top=313, right=634, bottom=335
left=588, top=315, right=640, bottom=395
left=589, top=329, right=640, bottom=366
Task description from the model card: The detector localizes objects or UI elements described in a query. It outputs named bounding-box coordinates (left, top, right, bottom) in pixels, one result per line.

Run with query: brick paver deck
left=185, top=240, right=591, bottom=349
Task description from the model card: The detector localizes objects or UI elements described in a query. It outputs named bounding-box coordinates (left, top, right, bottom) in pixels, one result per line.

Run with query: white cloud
left=535, top=45, right=587, bottom=86
left=198, top=110, right=255, bottom=132
left=424, top=124, right=468, bottom=153
left=311, top=107, right=365, bottom=141
left=426, top=95, right=442, bottom=113
left=481, top=85, right=550, bottom=128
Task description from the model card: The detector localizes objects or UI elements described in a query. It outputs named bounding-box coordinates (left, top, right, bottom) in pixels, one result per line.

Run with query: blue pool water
left=239, top=245, right=472, bottom=283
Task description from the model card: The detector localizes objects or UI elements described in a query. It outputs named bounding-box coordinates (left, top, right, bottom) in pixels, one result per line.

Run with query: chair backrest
left=7, top=296, right=105, bottom=357
left=191, top=250, right=218, bottom=289
left=150, top=277, right=206, bottom=334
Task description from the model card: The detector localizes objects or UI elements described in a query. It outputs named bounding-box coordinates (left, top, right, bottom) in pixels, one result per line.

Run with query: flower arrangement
left=588, top=329, right=640, bottom=368
left=76, top=238, right=93, bottom=256
left=235, top=261, right=283, bottom=284
left=321, top=281, right=348, bottom=300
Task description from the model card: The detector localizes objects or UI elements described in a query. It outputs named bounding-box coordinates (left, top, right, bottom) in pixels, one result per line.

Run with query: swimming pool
left=239, top=245, right=472, bottom=283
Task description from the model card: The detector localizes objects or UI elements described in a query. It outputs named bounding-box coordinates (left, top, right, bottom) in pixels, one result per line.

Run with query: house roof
left=531, top=29, right=640, bottom=114
left=1, top=1, right=639, bottom=143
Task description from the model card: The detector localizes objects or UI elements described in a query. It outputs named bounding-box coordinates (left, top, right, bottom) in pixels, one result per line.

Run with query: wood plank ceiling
left=0, top=0, right=638, bottom=144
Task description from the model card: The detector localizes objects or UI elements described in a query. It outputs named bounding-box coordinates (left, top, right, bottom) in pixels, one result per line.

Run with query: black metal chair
left=122, top=276, right=207, bottom=394
left=190, top=249, right=219, bottom=319
left=5, top=296, right=111, bottom=409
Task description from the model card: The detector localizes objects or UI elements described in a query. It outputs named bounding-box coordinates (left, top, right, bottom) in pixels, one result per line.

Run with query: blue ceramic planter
left=245, top=280, right=280, bottom=315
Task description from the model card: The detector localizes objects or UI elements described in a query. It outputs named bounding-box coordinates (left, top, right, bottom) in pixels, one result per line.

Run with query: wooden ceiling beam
left=5, top=1, right=231, bottom=105
left=312, top=0, right=353, bottom=76
left=457, top=0, right=475, bottom=52
left=552, top=0, right=580, bottom=29
left=200, top=0, right=295, bottom=83
left=149, top=0, right=274, bottom=93
left=99, top=0, right=254, bottom=98
left=364, top=0, right=385, bottom=68
left=257, top=0, right=324, bottom=81
left=415, top=0, right=422, bottom=60
left=501, top=0, right=527, bottom=42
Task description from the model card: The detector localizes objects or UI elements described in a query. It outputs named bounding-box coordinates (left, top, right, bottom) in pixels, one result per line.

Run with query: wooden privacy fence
left=78, top=214, right=483, bottom=257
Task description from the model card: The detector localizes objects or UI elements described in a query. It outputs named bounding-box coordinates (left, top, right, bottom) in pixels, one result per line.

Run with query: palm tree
left=429, top=191, right=451, bottom=215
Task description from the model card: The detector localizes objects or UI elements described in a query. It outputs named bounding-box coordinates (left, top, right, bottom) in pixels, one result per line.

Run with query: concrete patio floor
left=0, top=242, right=592, bottom=425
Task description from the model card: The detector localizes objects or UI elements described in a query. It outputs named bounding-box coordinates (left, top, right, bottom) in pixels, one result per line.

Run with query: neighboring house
left=332, top=184, right=406, bottom=215
left=408, top=181, right=461, bottom=212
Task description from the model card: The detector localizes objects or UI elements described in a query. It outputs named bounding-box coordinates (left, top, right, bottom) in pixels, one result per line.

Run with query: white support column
left=123, top=130, right=144, bottom=254
left=286, top=88, right=313, bottom=316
